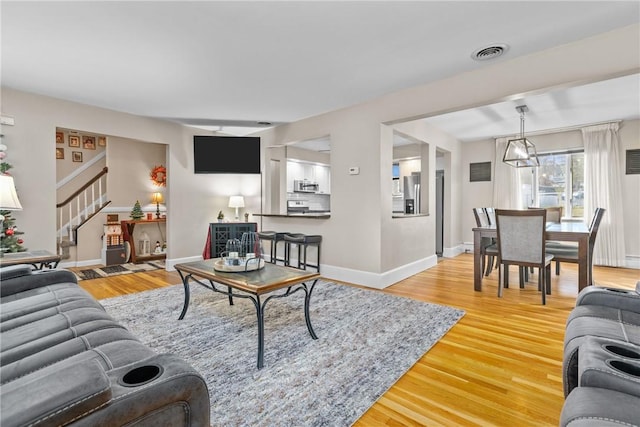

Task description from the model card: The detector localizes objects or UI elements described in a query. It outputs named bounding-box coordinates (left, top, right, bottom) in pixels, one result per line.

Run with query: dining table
left=473, top=221, right=591, bottom=292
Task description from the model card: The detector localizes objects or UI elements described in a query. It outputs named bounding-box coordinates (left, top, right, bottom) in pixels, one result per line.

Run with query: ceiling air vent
left=471, top=44, right=509, bottom=61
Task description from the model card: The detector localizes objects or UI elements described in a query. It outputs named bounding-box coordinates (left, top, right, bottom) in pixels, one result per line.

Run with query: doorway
left=435, top=169, right=444, bottom=257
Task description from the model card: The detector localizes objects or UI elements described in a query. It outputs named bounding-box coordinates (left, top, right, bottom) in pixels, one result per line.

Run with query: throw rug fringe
left=101, top=281, right=465, bottom=426
left=75, top=260, right=165, bottom=280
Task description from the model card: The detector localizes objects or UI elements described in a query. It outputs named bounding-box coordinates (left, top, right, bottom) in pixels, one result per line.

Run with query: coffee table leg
left=255, top=295, right=265, bottom=369
left=177, top=271, right=191, bottom=320
left=304, top=279, right=318, bottom=339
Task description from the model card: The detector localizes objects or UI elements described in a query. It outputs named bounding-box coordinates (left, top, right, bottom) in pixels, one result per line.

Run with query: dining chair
left=473, top=208, right=498, bottom=276
left=546, top=208, right=605, bottom=285
left=527, top=206, right=562, bottom=276
left=495, top=209, right=554, bottom=305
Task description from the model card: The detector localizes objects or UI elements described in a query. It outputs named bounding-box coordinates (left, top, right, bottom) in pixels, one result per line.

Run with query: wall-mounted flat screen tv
left=193, top=136, right=261, bottom=174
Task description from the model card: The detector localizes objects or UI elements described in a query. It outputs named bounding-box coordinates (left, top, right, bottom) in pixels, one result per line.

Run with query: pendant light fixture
left=503, top=105, right=539, bottom=168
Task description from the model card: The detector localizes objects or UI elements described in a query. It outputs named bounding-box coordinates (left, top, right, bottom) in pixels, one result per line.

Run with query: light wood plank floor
left=73, top=254, right=639, bottom=426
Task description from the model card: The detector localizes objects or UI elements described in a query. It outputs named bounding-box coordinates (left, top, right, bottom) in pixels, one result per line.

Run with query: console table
left=205, top=222, right=258, bottom=259
left=121, top=218, right=166, bottom=264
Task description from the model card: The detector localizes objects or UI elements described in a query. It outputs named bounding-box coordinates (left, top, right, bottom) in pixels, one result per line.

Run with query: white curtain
left=582, top=123, right=626, bottom=267
left=492, top=137, right=522, bottom=209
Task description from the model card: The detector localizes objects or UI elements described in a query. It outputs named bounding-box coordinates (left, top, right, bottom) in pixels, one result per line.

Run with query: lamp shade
left=151, top=192, right=163, bottom=204
left=228, top=196, right=245, bottom=208
left=503, top=137, right=540, bottom=168
left=0, top=175, right=23, bottom=210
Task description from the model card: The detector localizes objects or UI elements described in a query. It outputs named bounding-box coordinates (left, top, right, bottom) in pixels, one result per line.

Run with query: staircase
left=57, top=166, right=110, bottom=257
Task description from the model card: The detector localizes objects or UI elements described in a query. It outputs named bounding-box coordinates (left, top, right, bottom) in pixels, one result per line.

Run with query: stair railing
left=56, top=167, right=109, bottom=246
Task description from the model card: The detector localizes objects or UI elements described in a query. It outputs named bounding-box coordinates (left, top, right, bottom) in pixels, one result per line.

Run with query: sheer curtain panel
left=493, top=137, right=523, bottom=209
left=582, top=123, right=626, bottom=267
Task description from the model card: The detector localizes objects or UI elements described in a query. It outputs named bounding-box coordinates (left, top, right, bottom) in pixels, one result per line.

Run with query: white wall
left=1, top=88, right=261, bottom=266
left=2, top=23, right=638, bottom=285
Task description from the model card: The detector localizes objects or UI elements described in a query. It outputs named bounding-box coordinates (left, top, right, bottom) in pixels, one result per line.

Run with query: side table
left=0, top=250, right=62, bottom=269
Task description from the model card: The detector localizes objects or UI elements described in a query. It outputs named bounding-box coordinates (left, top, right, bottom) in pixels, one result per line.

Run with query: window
left=520, top=150, right=584, bottom=218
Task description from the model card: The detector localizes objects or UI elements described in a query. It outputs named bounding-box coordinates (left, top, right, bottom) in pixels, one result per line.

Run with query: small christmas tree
left=1, top=211, right=26, bottom=253
left=130, top=200, right=144, bottom=219
left=0, top=134, right=26, bottom=253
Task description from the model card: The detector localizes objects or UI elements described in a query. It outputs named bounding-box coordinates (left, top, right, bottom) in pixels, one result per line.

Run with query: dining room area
left=456, top=106, right=638, bottom=305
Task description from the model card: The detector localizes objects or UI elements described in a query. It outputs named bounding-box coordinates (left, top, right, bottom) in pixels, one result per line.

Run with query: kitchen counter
left=253, top=213, right=330, bottom=219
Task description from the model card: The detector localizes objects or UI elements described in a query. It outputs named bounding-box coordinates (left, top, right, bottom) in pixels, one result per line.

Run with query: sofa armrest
left=1, top=358, right=111, bottom=427
left=575, top=285, right=640, bottom=313
left=77, top=354, right=211, bottom=426
left=0, top=265, right=78, bottom=297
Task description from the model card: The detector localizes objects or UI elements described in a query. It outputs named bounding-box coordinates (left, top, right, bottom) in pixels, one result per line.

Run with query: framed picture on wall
left=98, top=136, right=107, bottom=146
left=56, top=131, right=64, bottom=144
left=56, top=147, right=64, bottom=159
left=72, top=151, right=83, bottom=162
left=69, top=135, right=80, bottom=147
left=82, top=136, right=96, bottom=150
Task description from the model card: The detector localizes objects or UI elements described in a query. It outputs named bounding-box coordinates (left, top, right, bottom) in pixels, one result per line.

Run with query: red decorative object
left=17, top=238, right=24, bottom=244
left=5, top=228, right=14, bottom=236
left=150, top=165, right=166, bottom=187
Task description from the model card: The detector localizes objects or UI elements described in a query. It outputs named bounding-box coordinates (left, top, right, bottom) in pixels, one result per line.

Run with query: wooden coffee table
left=0, top=250, right=61, bottom=269
left=174, top=258, right=321, bottom=369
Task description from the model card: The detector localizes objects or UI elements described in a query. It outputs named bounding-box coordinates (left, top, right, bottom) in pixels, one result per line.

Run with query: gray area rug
left=101, top=281, right=464, bottom=426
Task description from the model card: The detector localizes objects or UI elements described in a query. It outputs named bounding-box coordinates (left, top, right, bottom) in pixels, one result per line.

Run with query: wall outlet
left=348, top=167, right=360, bottom=175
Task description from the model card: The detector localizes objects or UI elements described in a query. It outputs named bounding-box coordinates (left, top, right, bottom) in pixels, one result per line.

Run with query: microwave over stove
left=293, top=180, right=319, bottom=193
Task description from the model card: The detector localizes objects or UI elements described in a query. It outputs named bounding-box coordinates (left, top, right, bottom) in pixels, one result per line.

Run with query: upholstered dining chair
left=473, top=208, right=498, bottom=276
left=545, top=206, right=563, bottom=224
left=495, top=209, right=554, bottom=305
left=546, top=208, right=605, bottom=285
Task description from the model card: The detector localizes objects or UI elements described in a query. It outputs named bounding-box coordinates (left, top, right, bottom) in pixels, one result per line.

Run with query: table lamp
left=151, top=192, right=163, bottom=219
left=228, top=196, right=245, bottom=221
left=0, top=175, right=23, bottom=256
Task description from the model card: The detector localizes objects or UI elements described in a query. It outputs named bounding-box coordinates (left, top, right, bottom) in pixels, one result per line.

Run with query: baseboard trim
left=443, top=245, right=464, bottom=258
left=59, top=258, right=102, bottom=269
left=321, top=255, right=438, bottom=289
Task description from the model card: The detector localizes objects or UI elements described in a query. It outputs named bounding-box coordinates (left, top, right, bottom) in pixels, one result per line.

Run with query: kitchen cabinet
left=314, top=164, right=330, bottom=194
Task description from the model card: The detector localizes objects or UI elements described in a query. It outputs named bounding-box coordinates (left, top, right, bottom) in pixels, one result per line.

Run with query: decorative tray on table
left=213, top=257, right=265, bottom=272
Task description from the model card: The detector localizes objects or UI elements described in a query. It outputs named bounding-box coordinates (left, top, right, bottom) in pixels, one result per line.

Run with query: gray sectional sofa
left=0, top=264, right=210, bottom=427
left=561, top=283, right=640, bottom=426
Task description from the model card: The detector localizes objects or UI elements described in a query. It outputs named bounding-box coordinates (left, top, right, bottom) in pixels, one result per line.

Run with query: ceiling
left=2, top=2, right=639, bottom=140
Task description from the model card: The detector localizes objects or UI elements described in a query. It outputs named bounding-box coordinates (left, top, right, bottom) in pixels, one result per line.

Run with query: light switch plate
left=0, top=115, right=15, bottom=126
left=348, top=167, right=359, bottom=175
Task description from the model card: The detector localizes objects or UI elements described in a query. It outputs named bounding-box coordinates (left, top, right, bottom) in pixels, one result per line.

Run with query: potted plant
left=217, top=210, right=224, bottom=222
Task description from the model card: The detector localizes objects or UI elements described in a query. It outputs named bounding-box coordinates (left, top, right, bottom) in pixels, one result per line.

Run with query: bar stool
left=284, top=233, right=322, bottom=272
left=256, top=231, right=288, bottom=264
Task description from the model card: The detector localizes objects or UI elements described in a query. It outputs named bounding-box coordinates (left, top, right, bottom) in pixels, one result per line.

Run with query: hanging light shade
left=503, top=105, right=540, bottom=168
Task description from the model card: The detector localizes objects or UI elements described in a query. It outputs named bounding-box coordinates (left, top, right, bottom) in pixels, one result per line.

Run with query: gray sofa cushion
left=0, top=265, right=210, bottom=426
left=560, top=386, right=640, bottom=426
left=563, top=305, right=640, bottom=395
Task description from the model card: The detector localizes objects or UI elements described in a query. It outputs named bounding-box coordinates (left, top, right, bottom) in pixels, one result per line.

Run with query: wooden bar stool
left=284, top=233, right=322, bottom=272
left=256, top=231, right=288, bottom=264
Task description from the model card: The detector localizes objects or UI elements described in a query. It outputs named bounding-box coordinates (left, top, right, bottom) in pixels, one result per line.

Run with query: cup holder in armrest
left=605, top=288, right=634, bottom=294
left=604, top=344, right=640, bottom=359
left=608, top=360, right=640, bottom=377
left=120, top=364, right=163, bottom=387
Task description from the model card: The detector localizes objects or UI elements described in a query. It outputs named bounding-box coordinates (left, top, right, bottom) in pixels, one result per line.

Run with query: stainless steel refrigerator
left=403, top=172, right=421, bottom=214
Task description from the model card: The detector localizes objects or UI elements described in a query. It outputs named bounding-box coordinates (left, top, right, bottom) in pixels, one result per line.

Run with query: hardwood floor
left=74, top=254, right=639, bottom=426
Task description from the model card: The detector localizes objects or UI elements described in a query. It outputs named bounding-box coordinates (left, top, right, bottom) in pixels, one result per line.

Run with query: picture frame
left=56, top=131, right=64, bottom=144
left=69, top=135, right=80, bottom=147
left=56, top=147, right=64, bottom=159
left=98, top=136, right=107, bottom=146
left=82, top=136, right=96, bottom=150
left=72, top=151, right=83, bottom=162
